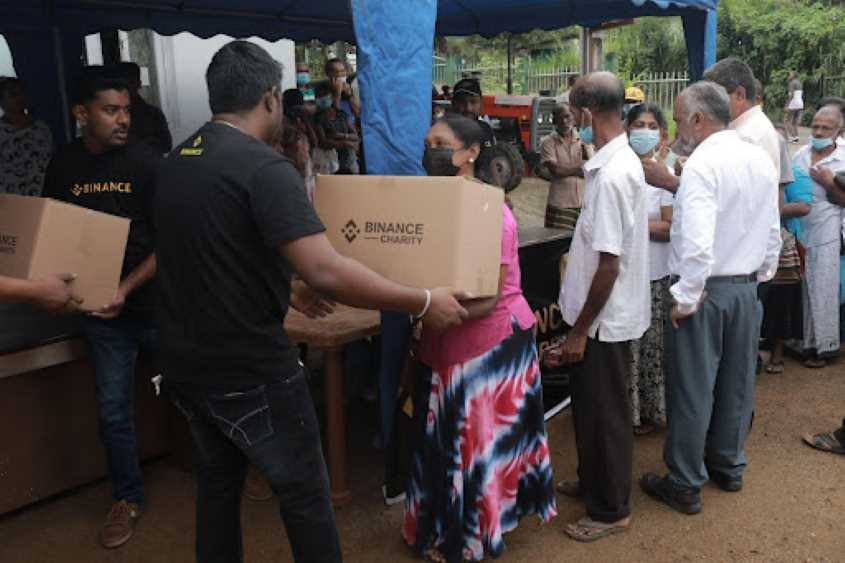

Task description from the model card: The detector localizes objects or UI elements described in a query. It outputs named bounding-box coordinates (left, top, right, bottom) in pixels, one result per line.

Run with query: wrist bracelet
left=416, top=289, right=432, bottom=319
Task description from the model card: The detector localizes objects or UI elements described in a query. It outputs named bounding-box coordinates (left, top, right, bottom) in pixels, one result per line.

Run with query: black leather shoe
left=640, top=473, right=702, bottom=515
left=709, top=471, right=743, bottom=492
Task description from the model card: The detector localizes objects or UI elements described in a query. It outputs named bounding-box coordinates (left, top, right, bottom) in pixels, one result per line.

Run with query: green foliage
left=604, top=17, right=688, bottom=77
left=717, top=0, right=845, bottom=118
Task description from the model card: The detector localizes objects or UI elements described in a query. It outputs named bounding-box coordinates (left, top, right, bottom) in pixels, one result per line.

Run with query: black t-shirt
left=43, top=139, right=160, bottom=318
left=475, top=119, right=497, bottom=185
left=153, top=122, right=325, bottom=385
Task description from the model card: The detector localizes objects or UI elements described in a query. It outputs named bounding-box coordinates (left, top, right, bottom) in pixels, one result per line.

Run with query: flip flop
left=802, top=432, right=845, bottom=455
left=563, top=517, right=629, bottom=543
left=765, top=362, right=784, bottom=374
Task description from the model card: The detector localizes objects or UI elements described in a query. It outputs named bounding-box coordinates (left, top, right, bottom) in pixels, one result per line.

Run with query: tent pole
left=506, top=33, right=513, bottom=95
left=52, top=26, right=72, bottom=143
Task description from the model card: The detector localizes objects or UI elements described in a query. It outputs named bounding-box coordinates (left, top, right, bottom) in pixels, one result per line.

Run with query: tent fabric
left=352, top=0, right=436, bottom=176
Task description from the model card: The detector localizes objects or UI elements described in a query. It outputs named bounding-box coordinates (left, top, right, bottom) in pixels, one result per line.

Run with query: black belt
left=670, top=274, right=757, bottom=284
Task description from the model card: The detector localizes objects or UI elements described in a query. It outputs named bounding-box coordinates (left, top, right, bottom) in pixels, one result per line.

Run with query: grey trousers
left=663, top=279, right=762, bottom=490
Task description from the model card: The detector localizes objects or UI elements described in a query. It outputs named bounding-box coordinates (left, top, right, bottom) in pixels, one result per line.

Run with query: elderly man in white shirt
left=640, top=81, right=781, bottom=516
left=703, top=57, right=781, bottom=173
left=794, top=104, right=845, bottom=368
left=551, top=72, right=650, bottom=542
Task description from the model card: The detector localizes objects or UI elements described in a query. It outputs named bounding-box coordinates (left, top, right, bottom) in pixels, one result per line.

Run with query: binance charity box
left=315, top=175, right=504, bottom=296
left=0, top=194, right=130, bottom=312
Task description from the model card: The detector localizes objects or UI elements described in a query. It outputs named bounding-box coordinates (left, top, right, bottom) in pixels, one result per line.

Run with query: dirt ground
left=1, top=352, right=842, bottom=563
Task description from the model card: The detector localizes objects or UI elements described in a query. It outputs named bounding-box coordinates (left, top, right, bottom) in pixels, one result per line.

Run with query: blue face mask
left=296, top=72, right=310, bottom=86
left=810, top=136, right=835, bottom=151
left=316, top=95, right=333, bottom=110
left=628, top=128, right=661, bottom=156
left=579, top=125, right=593, bottom=145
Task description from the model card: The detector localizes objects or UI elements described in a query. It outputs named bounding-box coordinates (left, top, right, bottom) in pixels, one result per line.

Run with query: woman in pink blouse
left=403, top=113, right=557, bottom=563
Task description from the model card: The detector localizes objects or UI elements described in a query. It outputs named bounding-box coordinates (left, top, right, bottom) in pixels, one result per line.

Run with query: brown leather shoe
left=100, top=500, right=141, bottom=549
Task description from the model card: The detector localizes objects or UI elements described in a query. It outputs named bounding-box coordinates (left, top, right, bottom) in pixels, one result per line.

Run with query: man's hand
left=811, top=165, right=835, bottom=191
left=291, top=283, right=336, bottom=319
left=670, top=292, right=707, bottom=329
left=421, top=287, right=470, bottom=331
left=642, top=158, right=679, bottom=192
left=90, top=287, right=126, bottom=320
left=29, top=273, right=82, bottom=313
left=558, top=331, right=588, bottom=364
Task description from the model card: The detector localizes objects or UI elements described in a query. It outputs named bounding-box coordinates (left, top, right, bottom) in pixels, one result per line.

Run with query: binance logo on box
left=342, top=220, right=425, bottom=246
left=315, top=175, right=504, bottom=298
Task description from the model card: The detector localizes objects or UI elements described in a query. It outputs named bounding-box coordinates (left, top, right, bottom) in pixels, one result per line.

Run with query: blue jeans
left=378, top=312, right=412, bottom=448
left=82, top=315, right=156, bottom=506
left=168, top=369, right=342, bottom=563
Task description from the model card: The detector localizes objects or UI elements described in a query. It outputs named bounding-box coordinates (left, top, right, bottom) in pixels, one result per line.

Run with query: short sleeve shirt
left=43, top=139, right=160, bottom=317
left=153, top=122, right=325, bottom=385
left=540, top=131, right=586, bottom=209
left=559, top=133, right=650, bottom=342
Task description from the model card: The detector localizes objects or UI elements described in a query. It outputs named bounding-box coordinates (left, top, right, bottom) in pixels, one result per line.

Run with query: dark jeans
left=168, top=369, right=342, bottom=563
left=82, top=315, right=156, bottom=506
left=570, top=337, right=634, bottom=523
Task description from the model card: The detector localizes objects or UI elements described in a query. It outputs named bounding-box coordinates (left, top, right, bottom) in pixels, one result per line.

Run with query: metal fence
left=633, top=71, right=689, bottom=116
left=434, top=56, right=689, bottom=118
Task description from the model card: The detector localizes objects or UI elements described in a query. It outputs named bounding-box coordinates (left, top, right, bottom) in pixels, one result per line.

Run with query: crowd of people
left=2, top=39, right=845, bottom=563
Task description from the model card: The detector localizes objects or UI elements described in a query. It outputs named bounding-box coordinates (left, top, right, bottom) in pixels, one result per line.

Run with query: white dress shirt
left=668, top=130, right=781, bottom=315
left=793, top=143, right=845, bottom=248
left=559, top=133, right=650, bottom=342
left=730, top=105, right=781, bottom=175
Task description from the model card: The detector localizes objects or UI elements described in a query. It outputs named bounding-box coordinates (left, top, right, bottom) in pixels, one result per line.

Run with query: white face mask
left=628, top=128, right=661, bottom=155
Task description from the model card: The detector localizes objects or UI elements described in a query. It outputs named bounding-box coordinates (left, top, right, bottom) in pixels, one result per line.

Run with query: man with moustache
left=43, top=68, right=160, bottom=549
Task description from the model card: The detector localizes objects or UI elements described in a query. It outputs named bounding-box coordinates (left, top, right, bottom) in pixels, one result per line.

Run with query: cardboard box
left=315, top=175, right=504, bottom=296
left=0, top=195, right=130, bottom=312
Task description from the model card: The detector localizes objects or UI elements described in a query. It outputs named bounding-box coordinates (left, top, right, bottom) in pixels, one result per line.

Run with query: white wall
left=152, top=32, right=296, bottom=147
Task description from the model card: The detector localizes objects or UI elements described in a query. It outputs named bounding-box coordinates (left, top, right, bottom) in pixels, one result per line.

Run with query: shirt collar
left=583, top=132, right=628, bottom=171
left=729, top=105, right=764, bottom=131
left=813, top=143, right=845, bottom=166
left=551, top=129, right=579, bottom=143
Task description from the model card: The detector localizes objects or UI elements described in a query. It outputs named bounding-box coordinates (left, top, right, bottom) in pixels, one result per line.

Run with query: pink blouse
left=420, top=204, right=536, bottom=369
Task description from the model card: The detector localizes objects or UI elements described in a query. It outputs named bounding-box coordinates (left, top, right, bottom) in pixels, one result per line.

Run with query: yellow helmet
left=625, top=86, right=646, bottom=103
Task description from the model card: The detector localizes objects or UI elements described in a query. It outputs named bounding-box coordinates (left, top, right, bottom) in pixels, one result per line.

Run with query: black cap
left=453, top=78, right=482, bottom=98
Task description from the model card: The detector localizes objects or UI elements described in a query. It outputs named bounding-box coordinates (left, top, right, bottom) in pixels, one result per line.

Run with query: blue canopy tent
left=1, top=0, right=717, bottom=176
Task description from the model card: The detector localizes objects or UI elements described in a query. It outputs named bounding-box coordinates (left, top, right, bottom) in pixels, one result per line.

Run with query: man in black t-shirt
left=452, top=78, right=500, bottom=187
left=154, top=41, right=469, bottom=563
left=43, top=70, right=160, bottom=550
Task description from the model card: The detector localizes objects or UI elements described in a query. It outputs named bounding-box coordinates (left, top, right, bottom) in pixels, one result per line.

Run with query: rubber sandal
left=564, top=517, right=629, bottom=543
left=802, top=432, right=845, bottom=455
left=765, top=362, right=784, bottom=374
left=804, top=358, right=827, bottom=369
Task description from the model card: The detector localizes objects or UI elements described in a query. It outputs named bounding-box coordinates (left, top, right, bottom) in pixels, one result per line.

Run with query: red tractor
left=433, top=93, right=558, bottom=191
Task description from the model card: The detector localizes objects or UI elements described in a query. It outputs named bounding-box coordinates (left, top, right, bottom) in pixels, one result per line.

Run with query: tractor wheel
left=492, top=143, right=524, bottom=192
